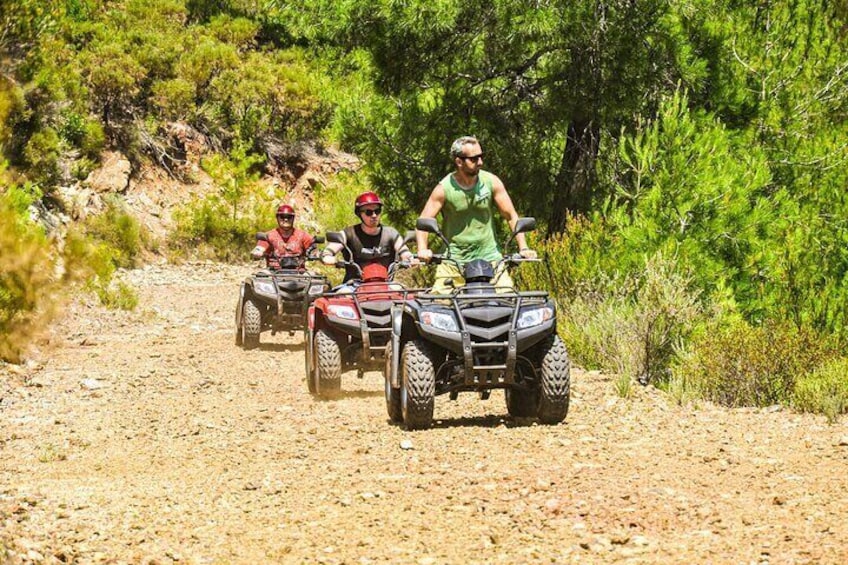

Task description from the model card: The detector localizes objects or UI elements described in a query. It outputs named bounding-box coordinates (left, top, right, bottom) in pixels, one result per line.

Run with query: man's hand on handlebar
left=417, top=249, right=433, bottom=263
left=321, top=254, right=337, bottom=266
left=519, top=247, right=537, bottom=259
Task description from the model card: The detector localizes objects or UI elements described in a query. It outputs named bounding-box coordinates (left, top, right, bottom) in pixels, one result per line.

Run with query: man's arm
left=416, top=183, right=446, bottom=261
left=491, top=175, right=535, bottom=256
left=250, top=238, right=270, bottom=259
left=391, top=230, right=414, bottom=263
left=321, top=241, right=343, bottom=265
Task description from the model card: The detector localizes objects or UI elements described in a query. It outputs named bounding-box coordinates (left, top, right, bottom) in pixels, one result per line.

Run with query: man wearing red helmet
left=416, top=136, right=536, bottom=293
left=251, top=203, right=315, bottom=269
left=321, top=191, right=414, bottom=283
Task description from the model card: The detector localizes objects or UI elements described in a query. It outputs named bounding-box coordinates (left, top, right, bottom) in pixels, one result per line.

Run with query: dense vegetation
left=1, top=0, right=847, bottom=416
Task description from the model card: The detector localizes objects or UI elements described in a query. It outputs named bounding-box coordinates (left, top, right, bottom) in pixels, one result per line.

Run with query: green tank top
left=439, top=170, right=502, bottom=264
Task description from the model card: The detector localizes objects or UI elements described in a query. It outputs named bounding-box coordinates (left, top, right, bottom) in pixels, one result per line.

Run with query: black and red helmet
left=354, top=191, right=382, bottom=216
left=276, top=204, right=295, bottom=217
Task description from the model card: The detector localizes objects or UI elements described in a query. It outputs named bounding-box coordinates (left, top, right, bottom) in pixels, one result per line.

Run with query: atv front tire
left=401, top=339, right=436, bottom=430
left=505, top=386, right=538, bottom=418
left=537, top=336, right=571, bottom=424
left=242, top=299, right=262, bottom=349
left=315, top=328, right=342, bottom=397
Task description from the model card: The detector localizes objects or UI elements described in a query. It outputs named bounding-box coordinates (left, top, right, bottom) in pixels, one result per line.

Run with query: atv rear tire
left=537, top=336, right=571, bottom=424
left=505, top=387, right=538, bottom=418
left=242, top=299, right=262, bottom=349
left=384, top=342, right=402, bottom=423
left=401, top=339, right=436, bottom=430
left=315, top=328, right=342, bottom=397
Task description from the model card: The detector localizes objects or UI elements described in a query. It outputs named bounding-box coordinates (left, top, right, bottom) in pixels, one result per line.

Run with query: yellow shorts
left=430, top=261, right=514, bottom=295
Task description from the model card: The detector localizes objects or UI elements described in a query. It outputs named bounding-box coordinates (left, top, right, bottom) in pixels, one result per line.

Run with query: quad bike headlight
left=254, top=280, right=276, bottom=295
left=516, top=306, right=554, bottom=329
left=420, top=310, right=459, bottom=332
left=308, top=284, right=325, bottom=296
left=327, top=304, right=359, bottom=320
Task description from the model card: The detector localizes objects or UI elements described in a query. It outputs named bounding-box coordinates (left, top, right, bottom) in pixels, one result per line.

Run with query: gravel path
left=2, top=263, right=847, bottom=564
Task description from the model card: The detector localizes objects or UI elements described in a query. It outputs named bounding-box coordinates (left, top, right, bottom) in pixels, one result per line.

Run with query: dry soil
left=2, top=263, right=848, bottom=564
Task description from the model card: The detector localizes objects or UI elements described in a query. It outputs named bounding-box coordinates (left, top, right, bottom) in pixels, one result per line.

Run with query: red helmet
left=276, top=204, right=295, bottom=217
left=354, top=191, right=382, bottom=216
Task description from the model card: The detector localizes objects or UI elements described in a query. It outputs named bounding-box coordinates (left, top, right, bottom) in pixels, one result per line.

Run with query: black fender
left=235, top=281, right=248, bottom=328
left=388, top=304, right=405, bottom=388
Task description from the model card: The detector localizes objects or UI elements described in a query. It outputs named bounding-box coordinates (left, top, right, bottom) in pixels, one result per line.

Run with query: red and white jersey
left=252, top=228, right=315, bottom=269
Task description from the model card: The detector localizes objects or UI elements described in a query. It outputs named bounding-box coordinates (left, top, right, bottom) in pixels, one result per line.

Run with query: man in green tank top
left=417, top=136, right=537, bottom=294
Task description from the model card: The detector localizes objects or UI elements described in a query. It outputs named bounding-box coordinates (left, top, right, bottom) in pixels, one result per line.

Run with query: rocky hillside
left=36, top=124, right=359, bottom=242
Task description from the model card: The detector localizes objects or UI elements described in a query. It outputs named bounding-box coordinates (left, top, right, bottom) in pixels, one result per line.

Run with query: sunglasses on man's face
left=361, top=208, right=382, bottom=217
left=277, top=214, right=295, bottom=221
left=462, top=153, right=483, bottom=163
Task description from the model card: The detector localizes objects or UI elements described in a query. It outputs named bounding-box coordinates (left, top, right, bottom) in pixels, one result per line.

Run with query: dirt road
left=2, top=263, right=848, bottom=564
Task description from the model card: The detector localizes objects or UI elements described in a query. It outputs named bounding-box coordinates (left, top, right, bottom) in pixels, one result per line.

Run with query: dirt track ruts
left=2, top=262, right=848, bottom=564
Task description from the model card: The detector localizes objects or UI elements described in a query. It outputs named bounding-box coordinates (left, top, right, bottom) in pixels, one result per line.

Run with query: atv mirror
left=326, top=231, right=346, bottom=245
left=503, top=217, right=536, bottom=249
left=415, top=217, right=440, bottom=234
left=313, top=235, right=325, bottom=244
left=255, top=232, right=268, bottom=242
left=416, top=217, right=449, bottom=247
left=513, top=217, right=536, bottom=234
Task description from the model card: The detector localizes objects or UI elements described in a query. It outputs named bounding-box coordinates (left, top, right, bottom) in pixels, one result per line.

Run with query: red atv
left=305, top=230, right=418, bottom=398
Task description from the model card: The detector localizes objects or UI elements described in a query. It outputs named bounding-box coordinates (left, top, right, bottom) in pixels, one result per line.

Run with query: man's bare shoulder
left=485, top=171, right=506, bottom=193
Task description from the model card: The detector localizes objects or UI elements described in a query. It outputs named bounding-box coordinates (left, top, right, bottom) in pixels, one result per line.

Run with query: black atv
left=384, top=217, right=570, bottom=430
left=235, top=233, right=328, bottom=349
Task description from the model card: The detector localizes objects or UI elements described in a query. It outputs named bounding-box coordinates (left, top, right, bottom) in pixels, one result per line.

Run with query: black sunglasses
left=361, top=208, right=382, bottom=217
left=277, top=214, right=295, bottom=221
left=461, top=153, right=484, bottom=162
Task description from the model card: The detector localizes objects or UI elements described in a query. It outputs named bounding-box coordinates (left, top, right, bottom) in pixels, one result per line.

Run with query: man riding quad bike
left=384, top=217, right=570, bottom=430
left=235, top=204, right=328, bottom=349
left=305, top=228, right=419, bottom=398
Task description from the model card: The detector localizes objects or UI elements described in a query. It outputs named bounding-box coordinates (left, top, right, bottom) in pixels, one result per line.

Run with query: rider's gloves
left=322, top=254, right=337, bottom=266
left=250, top=246, right=264, bottom=259
left=417, top=249, right=433, bottom=263
left=400, top=252, right=420, bottom=267
left=519, top=247, right=537, bottom=259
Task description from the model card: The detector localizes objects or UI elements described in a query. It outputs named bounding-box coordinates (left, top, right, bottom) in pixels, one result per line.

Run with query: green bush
left=23, top=127, right=63, bottom=185
left=90, top=278, right=139, bottom=311
left=793, top=358, right=848, bottom=423
left=553, top=253, right=701, bottom=386
left=83, top=197, right=147, bottom=269
left=672, top=318, right=840, bottom=408
left=57, top=110, right=105, bottom=158
left=515, top=214, right=614, bottom=301
left=171, top=194, right=270, bottom=262
left=0, top=186, right=112, bottom=361
left=312, top=170, right=369, bottom=233
left=151, top=78, right=197, bottom=121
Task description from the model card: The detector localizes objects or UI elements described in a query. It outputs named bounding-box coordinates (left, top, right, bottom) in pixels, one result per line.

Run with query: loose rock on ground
left=2, top=263, right=847, bottom=564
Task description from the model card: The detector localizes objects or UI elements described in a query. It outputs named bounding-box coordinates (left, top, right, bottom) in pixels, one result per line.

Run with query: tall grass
left=671, top=319, right=840, bottom=408
left=520, top=241, right=702, bottom=389
left=793, top=358, right=848, bottom=423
